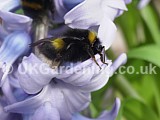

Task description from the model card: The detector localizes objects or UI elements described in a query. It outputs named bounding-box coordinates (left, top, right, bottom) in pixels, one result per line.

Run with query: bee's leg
left=96, top=46, right=108, bottom=65
left=86, top=47, right=102, bottom=69
left=98, top=53, right=108, bottom=65
left=100, top=47, right=108, bottom=65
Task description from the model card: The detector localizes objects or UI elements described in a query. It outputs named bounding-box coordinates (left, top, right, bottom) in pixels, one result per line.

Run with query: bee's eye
left=88, top=31, right=97, bottom=44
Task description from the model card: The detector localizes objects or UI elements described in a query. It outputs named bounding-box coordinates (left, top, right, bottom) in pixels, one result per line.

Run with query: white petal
left=103, top=0, right=127, bottom=10
left=98, top=17, right=117, bottom=50
left=64, top=0, right=103, bottom=29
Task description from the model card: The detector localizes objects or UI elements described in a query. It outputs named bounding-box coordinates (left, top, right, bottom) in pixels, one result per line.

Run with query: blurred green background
left=91, top=0, right=160, bottom=120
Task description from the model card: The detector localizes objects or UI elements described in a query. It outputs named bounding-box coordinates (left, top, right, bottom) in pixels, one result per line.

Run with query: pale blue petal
left=56, top=55, right=101, bottom=85
left=5, top=81, right=91, bottom=120
left=138, top=0, right=150, bottom=9
left=56, top=55, right=112, bottom=92
left=110, top=53, right=127, bottom=77
left=1, top=77, right=17, bottom=104
left=62, top=0, right=84, bottom=10
left=31, top=102, right=60, bottom=120
left=64, top=0, right=102, bottom=29
left=0, top=31, right=31, bottom=86
left=53, top=0, right=68, bottom=23
left=54, top=0, right=84, bottom=23
left=79, top=61, right=111, bottom=92
left=72, top=98, right=121, bottom=120
left=17, top=54, right=111, bottom=94
left=0, top=98, right=22, bottom=120
left=64, top=0, right=128, bottom=29
left=125, top=0, right=132, bottom=4
left=17, top=53, right=59, bottom=94
left=0, top=11, right=32, bottom=39
left=0, top=0, right=20, bottom=11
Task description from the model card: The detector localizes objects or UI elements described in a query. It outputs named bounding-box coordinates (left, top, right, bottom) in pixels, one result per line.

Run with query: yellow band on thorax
left=22, top=1, right=42, bottom=10
left=88, top=31, right=97, bottom=44
left=51, top=38, right=65, bottom=50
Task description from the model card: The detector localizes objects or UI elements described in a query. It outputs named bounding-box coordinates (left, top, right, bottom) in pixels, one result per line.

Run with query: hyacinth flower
left=0, top=50, right=127, bottom=120
left=0, top=0, right=128, bottom=120
left=0, top=10, right=32, bottom=85
left=138, top=0, right=151, bottom=9
left=64, top=0, right=131, bottom=49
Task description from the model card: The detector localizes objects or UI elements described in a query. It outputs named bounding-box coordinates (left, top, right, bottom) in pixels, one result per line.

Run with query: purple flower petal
left=125, top=0, right=132, bottom=4
left=0, top=31, right=31, bottom=86
left=62, top=0, right=84, bottom=10
left=17, top=53, right=58, bottom=94
left=0, top=0, right=20, bottom=11
left=5, top=81, right=91, bottom=120
left=31, top=102, right=60, bottom=120
left=0, top=97, right=22, bottom=120
left=17, top=53, right=111, bottom=94
left=1, top=77, right=17, bottom=104
left=79, top=61, right=111, bottom=92
left=72, top=98, right=121, bottom=120
left=53, top=0, right=68, bottom=23
left=0, top=11, right=32, bottom=39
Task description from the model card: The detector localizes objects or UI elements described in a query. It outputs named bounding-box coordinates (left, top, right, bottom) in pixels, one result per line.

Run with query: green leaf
left=123, top=98, right=159, bottom=120
left=140, top=5, right=160, bottom=44
left=153, top=80, right=160, bottom=118
left=89, top=103, right=98, bottom=118
left=128, top=45, right=160, bottom=67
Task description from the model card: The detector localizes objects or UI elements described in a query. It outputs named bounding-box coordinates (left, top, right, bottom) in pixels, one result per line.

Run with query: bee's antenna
left=29, top=39, right=51, bottom=47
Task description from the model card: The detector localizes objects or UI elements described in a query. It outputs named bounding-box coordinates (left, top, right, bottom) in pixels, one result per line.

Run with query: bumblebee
left=30, top=29, right=107, bottom=68
left=21, top=0, right=54, bottom=19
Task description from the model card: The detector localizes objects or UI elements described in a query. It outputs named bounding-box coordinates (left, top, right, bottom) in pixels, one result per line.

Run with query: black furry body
left=32, top=29, right=105, bottom=66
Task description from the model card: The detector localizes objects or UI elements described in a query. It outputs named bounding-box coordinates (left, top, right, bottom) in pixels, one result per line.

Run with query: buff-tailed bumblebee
left=21, top=0, right=54, bottom=19
left=30, top=29, right=107, bottom=68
